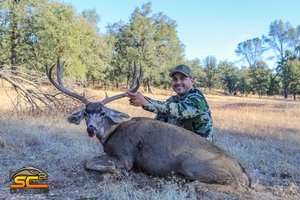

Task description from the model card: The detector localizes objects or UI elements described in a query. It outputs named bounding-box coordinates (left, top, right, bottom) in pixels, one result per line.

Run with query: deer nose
left=87, top=125, right=97, bottom=134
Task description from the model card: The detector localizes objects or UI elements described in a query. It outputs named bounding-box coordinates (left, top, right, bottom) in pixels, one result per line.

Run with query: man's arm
left=142, top=95, right=206, bottom=120
left=124, top=92, right=168, bottom=106
left=143, top=96, right=167, bottom=105
left=124, top=92, right=150, bottom=106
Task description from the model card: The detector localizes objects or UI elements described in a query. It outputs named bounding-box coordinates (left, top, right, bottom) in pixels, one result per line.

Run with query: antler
left=46, top=57, right=90, bottom=105
left=100, top=61, right=144, bottom=105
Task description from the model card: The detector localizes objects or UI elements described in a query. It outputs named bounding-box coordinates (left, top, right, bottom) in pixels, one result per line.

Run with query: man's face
left=171, top=72, right=194, bottom=97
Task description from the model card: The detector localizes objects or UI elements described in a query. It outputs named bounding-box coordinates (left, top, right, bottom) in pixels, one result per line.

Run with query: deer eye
left=100, top=111, right=105, bottom=116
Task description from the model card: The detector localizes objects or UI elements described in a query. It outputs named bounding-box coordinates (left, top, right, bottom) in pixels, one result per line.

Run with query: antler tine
left=127, top=62, right=144, bottom=93
left=138, top=63, right=144, bottom=85
left=100, top=61, right=143, bottom=105
left=46, top=57, right=90, bottom=105
left=130, top=61, right=137, bottom=89
left=57, top=57, right=65, bottom=86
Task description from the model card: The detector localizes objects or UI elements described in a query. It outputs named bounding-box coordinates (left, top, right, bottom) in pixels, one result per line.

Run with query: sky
left=64, top=0, right=300, bottom=68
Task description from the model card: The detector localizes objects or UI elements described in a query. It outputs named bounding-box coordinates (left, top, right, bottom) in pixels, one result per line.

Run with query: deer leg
left=84, top=154, right=126, bottom=173
left=177, top=158, right=251, bottom=194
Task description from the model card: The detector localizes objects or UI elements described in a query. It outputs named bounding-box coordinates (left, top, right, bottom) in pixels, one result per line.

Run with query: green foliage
left=218, top=61, right=239, bottom=95
left=235, top=37, right=266, bottom=67
left=187, top=58, right=205, bottom=88
left=0, top=0, right=49, bottom=67
left=263, top=20, right=298, bottom=98
left=236, top=67, right=253, bottom=96
left=286, top=59, right=300, bottom=99
left=202, top=56, right=218, bottom=93
left=106, top=2, right=184, bottom=91
left=0, top=0, right=106, bottom=84
left=248, top=61, right=271, bottom=98
left=263, top=20, right=295, bottom=61
left=82, top=8, right=100, bottom=25
left=266, top=73, right=280, bottom=96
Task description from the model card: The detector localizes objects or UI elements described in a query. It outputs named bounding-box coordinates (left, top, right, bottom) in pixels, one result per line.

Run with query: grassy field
left=0, top=86, right=299, bottom=199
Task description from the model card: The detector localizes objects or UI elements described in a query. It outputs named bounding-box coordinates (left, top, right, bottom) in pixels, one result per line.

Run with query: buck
left=46, top=59, right=252, bottom=193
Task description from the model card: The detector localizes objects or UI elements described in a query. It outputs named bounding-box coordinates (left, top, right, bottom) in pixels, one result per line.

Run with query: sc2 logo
left=10, top=165, right=49, bottom=194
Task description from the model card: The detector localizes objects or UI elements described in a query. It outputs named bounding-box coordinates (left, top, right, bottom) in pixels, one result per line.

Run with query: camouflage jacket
left=142, top=88, right=214, bottom=142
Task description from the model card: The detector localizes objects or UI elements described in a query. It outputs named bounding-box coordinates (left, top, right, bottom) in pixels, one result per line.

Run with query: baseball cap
left=169, top=64, right=194, bottom=78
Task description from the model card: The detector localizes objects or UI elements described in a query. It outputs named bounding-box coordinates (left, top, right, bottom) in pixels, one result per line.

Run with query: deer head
left=46, top=57, right=143, bottom=139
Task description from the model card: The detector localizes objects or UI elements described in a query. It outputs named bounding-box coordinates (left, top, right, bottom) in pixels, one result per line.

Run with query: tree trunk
left=11, top=3, right=18, bottom=70
left=283, top=84, right=288, bottom=99
left=147, top=78, right=153, bottom=93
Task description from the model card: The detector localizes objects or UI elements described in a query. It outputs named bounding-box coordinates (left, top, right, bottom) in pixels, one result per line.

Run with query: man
left=125, top=64, right=214, bottom=142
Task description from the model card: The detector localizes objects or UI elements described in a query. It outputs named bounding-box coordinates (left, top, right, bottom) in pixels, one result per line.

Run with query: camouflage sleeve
left=143, top=96, right=169, bottom=122
left=144, top=96, right=167, bottom=105
left=142, top=94, right=206, bottom=120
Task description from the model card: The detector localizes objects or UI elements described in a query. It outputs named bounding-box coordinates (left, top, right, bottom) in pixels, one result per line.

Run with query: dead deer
left=46, top=58, right=252, bottom=193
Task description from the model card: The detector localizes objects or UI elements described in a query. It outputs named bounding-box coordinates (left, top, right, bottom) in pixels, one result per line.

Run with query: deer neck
left=96, top=118, right=119, bottom=145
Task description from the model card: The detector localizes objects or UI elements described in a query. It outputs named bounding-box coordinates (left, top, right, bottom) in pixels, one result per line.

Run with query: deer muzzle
left=87, top=125, right=97, bottom=137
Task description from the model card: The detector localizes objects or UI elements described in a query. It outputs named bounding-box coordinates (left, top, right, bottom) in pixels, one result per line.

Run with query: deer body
left=46, top=59, right=251, bottom=193
left=84, top=117, right=249, bottom=186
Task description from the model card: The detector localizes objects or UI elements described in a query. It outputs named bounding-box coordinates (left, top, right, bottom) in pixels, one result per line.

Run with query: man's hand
left=124, top=92, right=150, bottom=107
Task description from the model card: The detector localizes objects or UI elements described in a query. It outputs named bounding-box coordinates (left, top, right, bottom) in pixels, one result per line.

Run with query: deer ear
left=105, top=108, right=131, bottom=124
left=67, top=109, right=85, bottom=125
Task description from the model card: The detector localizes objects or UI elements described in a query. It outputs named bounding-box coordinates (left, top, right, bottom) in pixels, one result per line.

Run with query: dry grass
left=0, top=86, right=300, bottom=199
